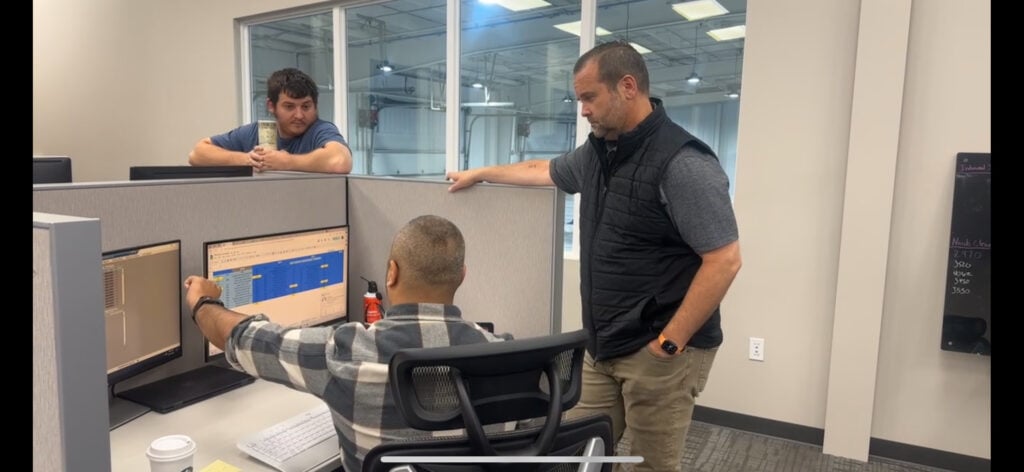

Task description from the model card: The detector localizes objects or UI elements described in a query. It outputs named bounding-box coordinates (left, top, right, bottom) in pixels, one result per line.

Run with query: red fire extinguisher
left=362, top=277, right=383, bottom=324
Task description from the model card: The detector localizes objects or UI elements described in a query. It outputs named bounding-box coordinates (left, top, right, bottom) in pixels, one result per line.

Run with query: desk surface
left=110, top=379, right=342, bottom=472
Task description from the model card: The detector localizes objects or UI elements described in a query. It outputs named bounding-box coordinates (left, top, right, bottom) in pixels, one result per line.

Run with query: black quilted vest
left=578, top=101, right=723, bottom=360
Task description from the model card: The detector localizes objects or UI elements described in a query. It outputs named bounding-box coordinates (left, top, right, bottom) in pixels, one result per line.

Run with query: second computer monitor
left=104, top=240, right=183, bottom=387
left=103, top=240, right=185, bottom=429
left=203, top=226, right=349, bottom=360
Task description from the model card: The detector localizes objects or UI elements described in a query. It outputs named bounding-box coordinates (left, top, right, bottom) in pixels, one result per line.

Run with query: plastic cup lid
left=147, top=435, right=195, bottom=461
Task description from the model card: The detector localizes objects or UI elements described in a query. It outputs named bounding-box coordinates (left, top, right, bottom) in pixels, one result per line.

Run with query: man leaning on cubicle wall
left=446, top=40, right=742, bottom=472
left=188, top=67, right=353, bottom=174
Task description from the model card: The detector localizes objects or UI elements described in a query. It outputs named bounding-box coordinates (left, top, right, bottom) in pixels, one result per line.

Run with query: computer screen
left=129, top=165, right=253, bottom=181
left=203, top=226, right=349, bottom=360
left=103, top=240, right=183, bottom=387
left=33, top=156, right=73, bottom=183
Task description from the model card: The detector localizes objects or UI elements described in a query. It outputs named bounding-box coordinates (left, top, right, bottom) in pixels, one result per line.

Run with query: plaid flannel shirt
left=225, top=302, right=510, bottom=471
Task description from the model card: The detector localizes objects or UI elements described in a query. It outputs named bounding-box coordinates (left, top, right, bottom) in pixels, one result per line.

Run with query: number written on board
left=940, top=152, right=990, bottom=355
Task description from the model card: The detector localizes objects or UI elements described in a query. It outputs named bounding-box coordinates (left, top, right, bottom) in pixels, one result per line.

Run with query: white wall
left=563, top=0, right=990, bottom=463
left=33, top=0, right=990, bottom=462
left=33, top=0, right=314, bottom=182
left=698, top=0, right=989, bottom=461
left=872, top=0, right=990, bottom=455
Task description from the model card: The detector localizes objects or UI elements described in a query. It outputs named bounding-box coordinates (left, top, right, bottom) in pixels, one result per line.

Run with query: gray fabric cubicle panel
left=33, top=175, right=348, bottom=390
left=346, top=176, right=564, bottom=339
left=34, top=213, right=111, bottom=471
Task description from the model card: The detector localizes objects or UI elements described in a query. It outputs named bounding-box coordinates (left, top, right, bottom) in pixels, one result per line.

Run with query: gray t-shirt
left=550, top=142, right=738, bottom=253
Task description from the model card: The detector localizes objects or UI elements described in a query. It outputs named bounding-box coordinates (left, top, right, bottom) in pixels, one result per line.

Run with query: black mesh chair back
left=362, top=329, right=613, bottom=472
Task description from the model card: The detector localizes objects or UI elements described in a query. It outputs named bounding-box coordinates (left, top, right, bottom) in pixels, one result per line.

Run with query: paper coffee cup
left=258, top=120, right=278, bottom=150
left=146, top=434, right=196, bottom=472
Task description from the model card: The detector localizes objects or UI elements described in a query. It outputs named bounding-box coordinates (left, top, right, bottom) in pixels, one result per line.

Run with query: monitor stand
left=109, top=396, right=150, bottom=430
left=115, top=365, right=256, bottom=414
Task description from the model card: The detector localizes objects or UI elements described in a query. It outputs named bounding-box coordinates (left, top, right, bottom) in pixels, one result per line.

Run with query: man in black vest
left=446, top=40, right=742, bottom=471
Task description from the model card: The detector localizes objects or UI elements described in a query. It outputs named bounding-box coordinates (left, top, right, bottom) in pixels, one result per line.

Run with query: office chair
left=362, top=329, right=613, bottom=472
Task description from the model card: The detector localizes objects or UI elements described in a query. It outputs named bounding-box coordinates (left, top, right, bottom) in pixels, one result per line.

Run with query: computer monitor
left=203, top=225, right=349, bottom=360
left=102, top=240, right=183, bottom=428
left=129, top=165, right=253, bottom=181
left=33, top=156, right=73, bottom=183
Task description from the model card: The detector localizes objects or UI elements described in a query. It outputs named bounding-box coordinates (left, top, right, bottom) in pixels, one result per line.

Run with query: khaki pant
left=567, top=345, right=718, bottom=472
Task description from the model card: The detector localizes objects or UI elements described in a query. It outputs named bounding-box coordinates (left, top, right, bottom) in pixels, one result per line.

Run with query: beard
left=588, top=93, right=624, bottom=140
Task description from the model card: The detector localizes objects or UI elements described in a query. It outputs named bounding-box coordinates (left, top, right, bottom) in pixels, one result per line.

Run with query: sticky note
left=199, top=459, right=242, bottom=472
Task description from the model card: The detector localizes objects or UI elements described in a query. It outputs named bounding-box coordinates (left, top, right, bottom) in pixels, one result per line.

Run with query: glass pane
left=565, top=193, right=575, bottom=252
left=596, top=0, right=746, bottom=197
left=346, top=0, right=448, bottom=177
left=249, top=12, right=335, bottom=123
left=459, top=0, right=580, bottom=171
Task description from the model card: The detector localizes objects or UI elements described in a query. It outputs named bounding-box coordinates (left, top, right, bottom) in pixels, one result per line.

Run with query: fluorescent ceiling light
left=463, top=101, right=516, bottom=107
left=554, top=21, right=613, bottom=37
left=708, top=25, right=746, bottom=41
left=482, top=0, right=550, bottom=12
left=630, top=42, right=652, bottom=54
left=671, top=0, right=728, bottom=21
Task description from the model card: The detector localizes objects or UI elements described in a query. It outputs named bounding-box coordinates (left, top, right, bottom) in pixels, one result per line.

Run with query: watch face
left=661, top=340, right=679, bottom=355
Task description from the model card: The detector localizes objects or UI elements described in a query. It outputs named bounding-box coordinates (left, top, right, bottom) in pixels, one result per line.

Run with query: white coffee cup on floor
left=146, top=434, right=196, bottom=472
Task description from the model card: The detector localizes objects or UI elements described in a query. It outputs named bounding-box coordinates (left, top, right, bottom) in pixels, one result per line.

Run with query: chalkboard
left=940, top=152, right=990, bottom=355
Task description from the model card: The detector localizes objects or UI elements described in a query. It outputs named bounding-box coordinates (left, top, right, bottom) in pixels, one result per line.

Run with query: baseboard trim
left=692, top=405, right=824, bottom=446
left=869, top=438, right=990, bottom=472
left=692, top=406, right=989, bottom=472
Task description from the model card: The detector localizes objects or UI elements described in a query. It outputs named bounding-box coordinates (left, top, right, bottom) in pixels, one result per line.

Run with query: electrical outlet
left=749, top=337, right=765, bottom=361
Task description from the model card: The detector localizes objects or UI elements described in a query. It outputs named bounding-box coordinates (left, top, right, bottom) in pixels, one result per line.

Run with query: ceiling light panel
left=630, top=42, right=652, bottom=54
left=707, top=25, right=746, bottom=41
left=671, top=0, right=729, bottom=21
left=483, top=0, right=551, bottom=12
left=554, top=21, right=613, bottom=37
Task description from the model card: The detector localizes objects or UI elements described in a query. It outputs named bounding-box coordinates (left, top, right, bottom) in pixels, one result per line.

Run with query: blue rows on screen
left=212, top=252, right=344, bottom=308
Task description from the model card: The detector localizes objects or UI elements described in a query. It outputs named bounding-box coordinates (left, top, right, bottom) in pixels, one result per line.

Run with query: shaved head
left=388, top=215, right=466, bottom=294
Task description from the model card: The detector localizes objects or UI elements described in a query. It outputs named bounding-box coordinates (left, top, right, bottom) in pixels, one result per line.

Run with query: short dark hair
left=266, top=68, right=319, bottom=106
left=390, top=215, right=466, bottom=291
left=573, top=40, right=650, bottom=94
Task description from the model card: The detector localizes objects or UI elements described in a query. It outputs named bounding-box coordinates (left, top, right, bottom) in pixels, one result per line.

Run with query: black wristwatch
left=191, top=296, right=225, bottom=323
left=658, top=333, right=680, bottom=355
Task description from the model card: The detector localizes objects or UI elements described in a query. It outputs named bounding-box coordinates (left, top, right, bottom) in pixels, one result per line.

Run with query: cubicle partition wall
left=33, top=174, right=564, bottom=394
left=33, top=175, right=350, bottom=392
left=346, top=176, right=565, bottom=338
left=33, top=212, right=110, bottom=471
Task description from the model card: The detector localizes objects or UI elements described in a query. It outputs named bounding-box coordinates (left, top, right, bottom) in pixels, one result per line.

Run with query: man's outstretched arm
left=446, top=159, right=554, bottom=192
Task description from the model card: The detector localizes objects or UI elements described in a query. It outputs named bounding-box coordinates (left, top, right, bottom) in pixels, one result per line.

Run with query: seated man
left=188, top=67, right=353, bottom=174
left=184, top=215, right=509, bottom=471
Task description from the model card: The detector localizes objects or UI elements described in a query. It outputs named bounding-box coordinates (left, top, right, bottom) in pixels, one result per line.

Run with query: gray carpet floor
left=615, top=421, right=958, bottom=472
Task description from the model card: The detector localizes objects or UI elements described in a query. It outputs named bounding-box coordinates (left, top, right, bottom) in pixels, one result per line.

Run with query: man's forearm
left=286, top=142, right=353, bottom=174
left=479, top=159, right=554, bottom=186
left=195, top=304, right=251, bottom=351
left=662, top=241, right=742, bottom=345
left=189, top=140, right=249, bottom=166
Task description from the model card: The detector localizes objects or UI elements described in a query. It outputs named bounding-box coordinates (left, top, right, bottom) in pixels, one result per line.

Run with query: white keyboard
left=237, top=403, right=341, bottom=472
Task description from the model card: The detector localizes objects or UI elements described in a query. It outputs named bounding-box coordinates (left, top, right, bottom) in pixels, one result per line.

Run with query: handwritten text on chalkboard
left=941, top=152, right=990, bottom=355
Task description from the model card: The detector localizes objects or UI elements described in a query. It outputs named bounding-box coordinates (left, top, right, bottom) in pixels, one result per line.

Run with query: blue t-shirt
left=210, top=119, right=347, bottom=154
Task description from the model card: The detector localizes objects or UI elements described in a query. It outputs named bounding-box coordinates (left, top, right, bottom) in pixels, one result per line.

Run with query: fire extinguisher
left=361, top=276, right=383, bottom=324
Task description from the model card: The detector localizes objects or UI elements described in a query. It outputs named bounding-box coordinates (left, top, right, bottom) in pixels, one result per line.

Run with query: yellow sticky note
left=199, top=459, right=242, bottom=472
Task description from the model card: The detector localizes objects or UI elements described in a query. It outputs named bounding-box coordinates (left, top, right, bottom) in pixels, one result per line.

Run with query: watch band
left=191, top=296, right=225, bottom=323
left=658, top=333, right=680, bottom=355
